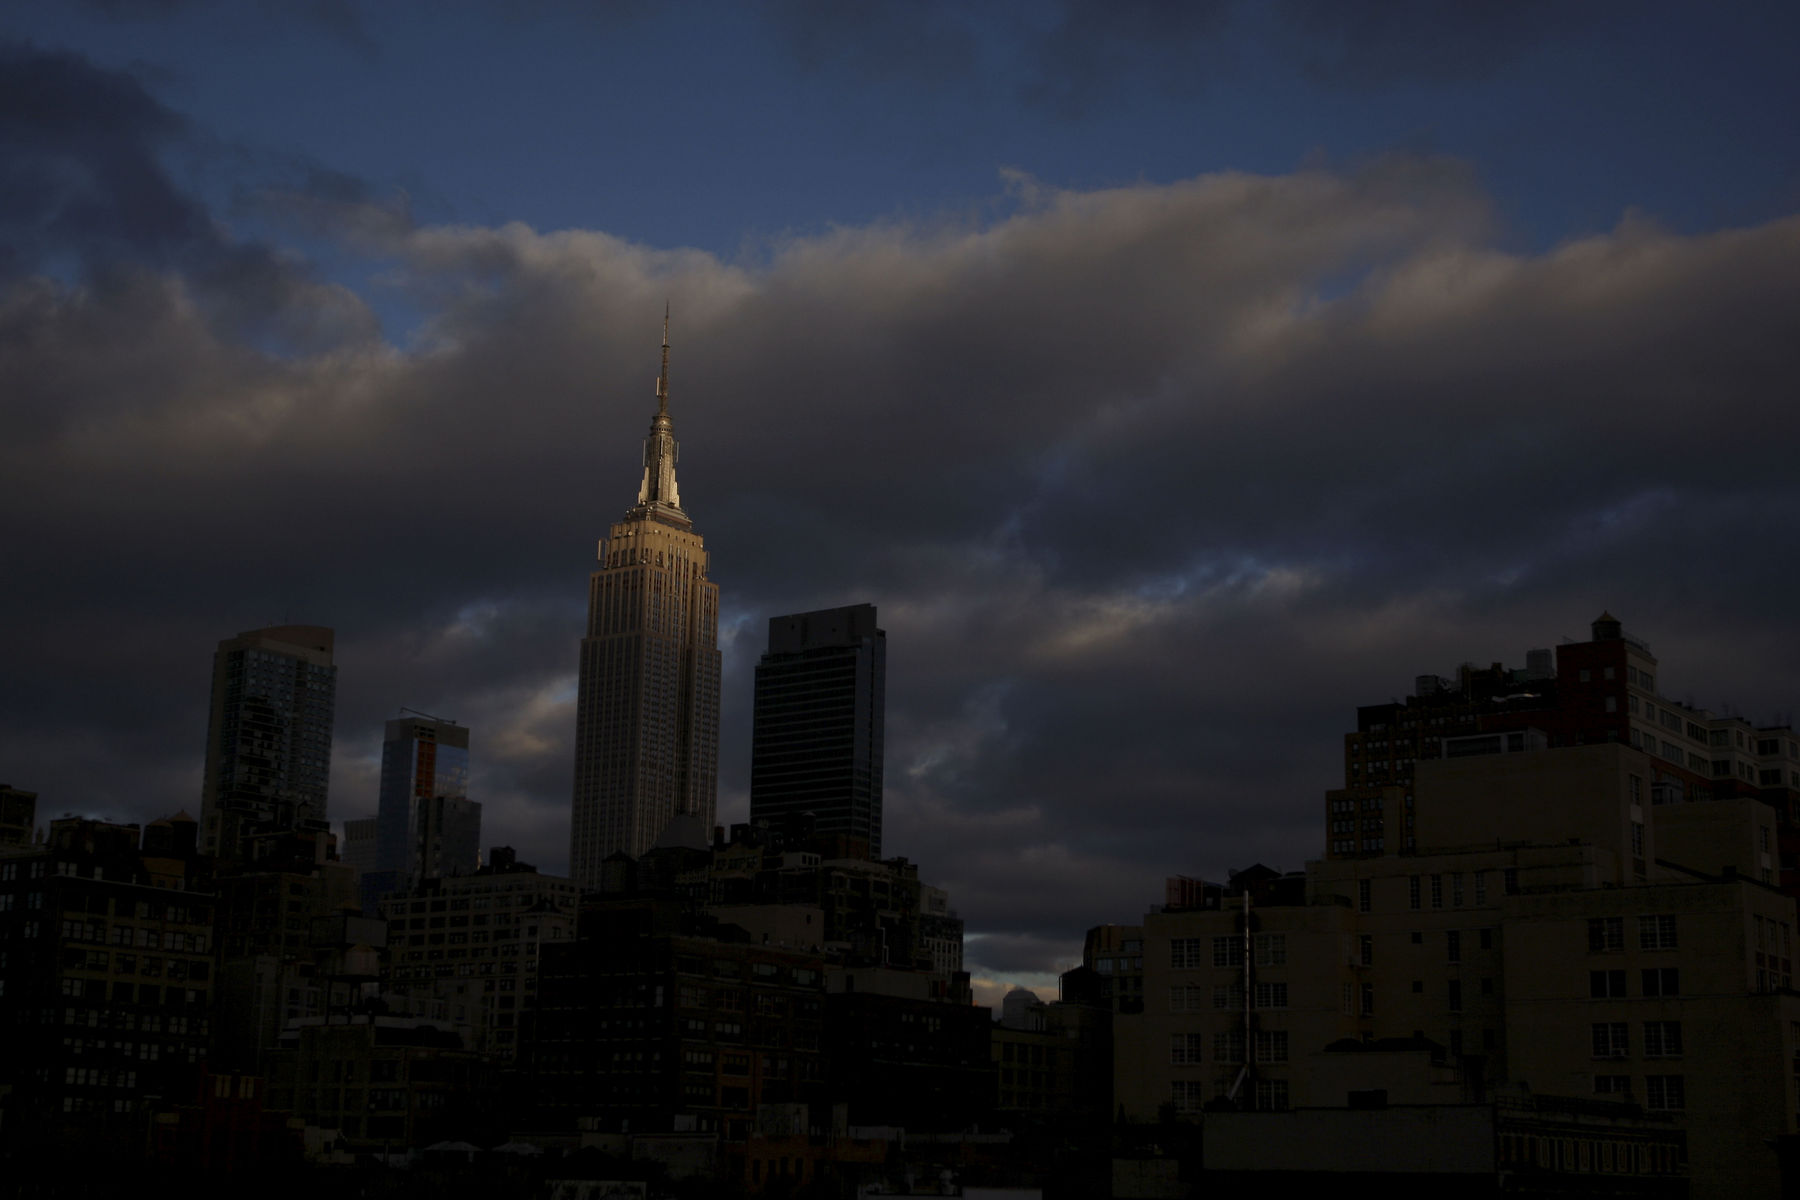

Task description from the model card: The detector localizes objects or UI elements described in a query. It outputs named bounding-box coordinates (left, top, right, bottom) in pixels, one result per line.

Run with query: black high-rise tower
left=751, top=604, right=886, bottom=858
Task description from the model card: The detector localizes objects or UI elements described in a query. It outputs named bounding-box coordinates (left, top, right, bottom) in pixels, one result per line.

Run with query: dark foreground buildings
left=1104, top=614, right=1800, bottom=1200
left=14, top=590, right=1800, bottom=1196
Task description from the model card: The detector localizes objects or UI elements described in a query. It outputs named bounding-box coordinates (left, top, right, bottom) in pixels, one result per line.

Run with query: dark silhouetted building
left=376, top=714, right=472, bottom=882
left=529, top=894, right=827, bottom=1141
left=751, top=604, right=886, bottom=859
left=0, top=783, right=35, bottom=847
left=0, top=815, right=215, bottom=1149
left=570, top=314, right=721, bottom=884
left=362, top=714, right=477, bottom=912
left=198, top=625, right=337, bottom=864
left=1331, top=612, right=1800, bottom=883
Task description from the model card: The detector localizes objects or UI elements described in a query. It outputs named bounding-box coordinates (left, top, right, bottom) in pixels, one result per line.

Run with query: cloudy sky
left=4, top=1, right=1799, bottom=1003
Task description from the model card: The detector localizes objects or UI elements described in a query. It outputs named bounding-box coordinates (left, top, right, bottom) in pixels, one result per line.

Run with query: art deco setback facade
left=570, top=316, right=721, bottom=883
left=1115, top=737, right=1800, bottom=1199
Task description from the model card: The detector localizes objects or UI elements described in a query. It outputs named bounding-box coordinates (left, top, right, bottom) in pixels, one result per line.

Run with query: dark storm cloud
left=73, top=0, right=199, bottom=19
left=0, top=40, right=201, bottom=276
left=765, top=0, right=981, bottom=86
left=247, top=163, right=418, bottom=245
left=0, top=43, right=378, bottom=349
left=5, top=113, right=1800, bottom=986
left=1018, top=0, right=1234, bottom=118
left=74, top=0, right=377, bottom=54
left=1275, top=0, right=1603, bottom=87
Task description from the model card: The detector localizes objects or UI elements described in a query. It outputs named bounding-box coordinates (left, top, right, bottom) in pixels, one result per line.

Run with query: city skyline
left=3, top=4, right=1799, bottom=1001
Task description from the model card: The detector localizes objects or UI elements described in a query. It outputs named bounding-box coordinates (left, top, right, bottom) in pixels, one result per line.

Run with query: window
left=1409, top=876, right=1421, bottom=910
left=1254, top=934, right=1286, bottom=967
left=1430, top=875, right=1443, bottom=909
left=1451, top=873, right=1464, bottom=907
left=1169, top=1034, right=1204, bottom=1066
left=1212, top=1030, right=1244, bottom=1063
left=1211, top=983, right=1244, bottom=1010
left=1474, top=871, right=1487, bottom=905
left=1478, top=928, right=1493, bottom=951
left=1591, top=1023, right=1629, bottom=1058
left=1211, top=937, right=1243, bottom=968
left=1253, top=1078, right=1289, bottom=1111
left=1448, top=980, right=1463, bottom=1011
left=1639, top=915, right=1677, bottom=950
left=1358, top=879, right=1371, bottom=913
left=1503, top=868, right=1519, bottom=895
left=1253, top=982, right=1288, bottom=1009
left=1169, top=984, right=1205, bottom=1012
left=1643, top=1021, right=1683, bottom=1057
left=1359, top=934, right=1373, bottom=966
left=1171, top=1080, right=1207, bottom=1113
left=1641, top=967, right=1679, bottom=997
left=1361, top=982, right=1374, bottom=1016
left=1254, top=1029, right=1288, bottom=1063
left=1588, top=917, right=1624, bottom=953
left=1594, top=1075, right=1631, bottom=1099
left=1590, top=969, right=1627, bottom=998
left=1447, top=930, right=1461, bottom=963
left=1644, top=1075, right=1685, bottom=1111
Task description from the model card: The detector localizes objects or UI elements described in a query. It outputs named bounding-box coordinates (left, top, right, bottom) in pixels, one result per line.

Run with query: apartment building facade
left=1116, top=739, right=1800, bottom=1197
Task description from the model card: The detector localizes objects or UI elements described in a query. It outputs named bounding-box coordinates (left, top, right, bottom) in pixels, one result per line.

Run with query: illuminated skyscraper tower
left=569, top=312, right=720, bottom=884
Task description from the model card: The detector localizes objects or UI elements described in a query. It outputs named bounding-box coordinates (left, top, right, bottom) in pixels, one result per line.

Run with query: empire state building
left=569, top=313, right=720, bottom=885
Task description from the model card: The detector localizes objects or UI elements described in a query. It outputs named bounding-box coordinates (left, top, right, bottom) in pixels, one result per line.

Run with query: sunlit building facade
left=570, top=314, right=720, bottom=884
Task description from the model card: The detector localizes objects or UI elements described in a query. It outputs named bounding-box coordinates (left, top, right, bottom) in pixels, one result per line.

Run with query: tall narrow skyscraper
left=751, top=604, right=886, bottom=859
left=375, top=714, right=475, bottom=882
left=569, top=313, right=720, bottom=885
left=199, top=625, right=337, bottom=863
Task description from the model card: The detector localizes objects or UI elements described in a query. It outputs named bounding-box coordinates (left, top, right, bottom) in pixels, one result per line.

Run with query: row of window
left=1407, top=870, right=1508, bottom=909
left=1591, top=1021, right=1683, bottom=1058
left=1588, top=915, right=1676, bottom=953
left=1169, top=1029, right=1289, bottom=1066
left=1170, top=1077, right=1287, bottom=1113
left=1590, top=968, right=1679, bottom=997
left=1170, top=934, right=1285, bottom=969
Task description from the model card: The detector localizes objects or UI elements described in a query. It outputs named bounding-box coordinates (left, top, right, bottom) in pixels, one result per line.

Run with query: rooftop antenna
left=656, top=300, right=670, bottom=415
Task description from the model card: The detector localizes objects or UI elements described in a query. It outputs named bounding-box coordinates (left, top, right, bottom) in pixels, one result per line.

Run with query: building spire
left=634, top=304, right=685, bottom=523
left=656, top=300, right=670, bottom=415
